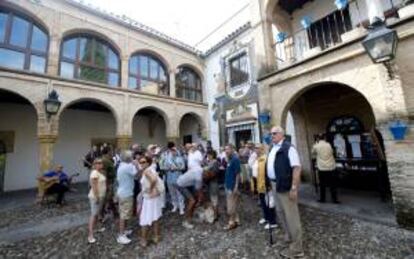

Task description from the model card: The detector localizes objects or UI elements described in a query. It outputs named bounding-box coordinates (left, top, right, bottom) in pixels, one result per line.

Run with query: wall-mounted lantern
left=44, top=90, right=61, bottom=120
left=362, top=17, right=398, bottom=78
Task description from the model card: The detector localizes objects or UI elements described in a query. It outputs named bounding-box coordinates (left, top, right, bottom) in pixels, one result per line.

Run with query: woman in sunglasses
left=87, top=158, right=107, bottom=244
left=138, top=156, right=163, bottom=247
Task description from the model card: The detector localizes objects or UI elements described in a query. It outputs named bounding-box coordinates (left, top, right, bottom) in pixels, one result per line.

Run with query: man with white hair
left=116, top=150, right=138, bottom=245
left=266, top=126, right=304, bottom=258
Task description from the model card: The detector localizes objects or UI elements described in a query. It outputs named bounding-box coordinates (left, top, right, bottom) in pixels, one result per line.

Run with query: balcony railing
left=273, top=0, right=400, bottom=69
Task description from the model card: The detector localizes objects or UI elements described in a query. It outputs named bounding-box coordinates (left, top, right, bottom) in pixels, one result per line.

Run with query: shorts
left=118, top=197, right=134, bottom=220
left=90, top=198, right=105, bottom=217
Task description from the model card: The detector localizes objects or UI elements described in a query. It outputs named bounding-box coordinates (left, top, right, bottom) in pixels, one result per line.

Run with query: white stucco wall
left=0, top=103, right=38, bottom=191
left=204, top=28, right=256, bottom=150
left=54, top=109, right=117, bottom=184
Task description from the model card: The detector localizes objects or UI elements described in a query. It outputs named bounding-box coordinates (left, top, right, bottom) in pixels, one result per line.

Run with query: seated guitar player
left=39, top=164, right=70, bottom=205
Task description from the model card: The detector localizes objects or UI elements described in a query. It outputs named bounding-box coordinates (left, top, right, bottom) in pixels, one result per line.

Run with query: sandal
left=223, top=223, right=237, bottom=231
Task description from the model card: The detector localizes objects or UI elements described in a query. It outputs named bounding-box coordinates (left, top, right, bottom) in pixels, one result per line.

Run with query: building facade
left=252, top=0, right=414, bottom=228
left=204, top=23, right=262, bottom=150
left=0, top=0, right=208, bottom=191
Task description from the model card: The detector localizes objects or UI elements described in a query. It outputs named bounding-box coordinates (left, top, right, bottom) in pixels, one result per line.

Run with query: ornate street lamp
left=44, top=90, right=61, bottom=120
left=362, top=18, right=398, bottom=78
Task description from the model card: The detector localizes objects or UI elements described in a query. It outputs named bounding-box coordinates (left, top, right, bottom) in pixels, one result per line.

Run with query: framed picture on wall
left=0, top=131, right=15, bottom=153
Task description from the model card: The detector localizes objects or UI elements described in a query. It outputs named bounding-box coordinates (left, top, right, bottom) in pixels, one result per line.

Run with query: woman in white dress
left=138, top=156, right=163, bottom=247
left=87, top=159, right=106, bottom=244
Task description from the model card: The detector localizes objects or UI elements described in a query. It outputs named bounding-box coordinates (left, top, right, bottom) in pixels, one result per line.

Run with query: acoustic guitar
left=37, top=173, right=80, bottom=198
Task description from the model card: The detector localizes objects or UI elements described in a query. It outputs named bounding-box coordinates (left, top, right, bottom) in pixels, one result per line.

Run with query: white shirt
left=88, top=170, right=106, bottom=200
left=248, top=152, right=257, bottom=170
left=266, top=140, right=301, bottom=180
left=116, top=162, right=137, bottom=199
left=187, top=150, right=203, bottom=170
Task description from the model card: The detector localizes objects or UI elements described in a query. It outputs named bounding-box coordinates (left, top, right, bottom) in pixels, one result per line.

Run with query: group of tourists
left=39, top=125, right=307, bottom=258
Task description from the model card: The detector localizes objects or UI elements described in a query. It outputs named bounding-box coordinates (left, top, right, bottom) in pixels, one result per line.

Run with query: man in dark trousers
left=41, top=164, right=70, bottom=205
left=312, top=134, right=339, bottom=203
left=266, top=126, right=304, bottom=258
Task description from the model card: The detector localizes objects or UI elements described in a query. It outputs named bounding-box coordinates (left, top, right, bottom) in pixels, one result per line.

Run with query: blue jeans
left=259, top=193, right=276, bottom=225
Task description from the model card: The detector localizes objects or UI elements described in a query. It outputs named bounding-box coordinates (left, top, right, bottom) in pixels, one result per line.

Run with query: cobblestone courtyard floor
left=0, top=190, right=413, bottom=259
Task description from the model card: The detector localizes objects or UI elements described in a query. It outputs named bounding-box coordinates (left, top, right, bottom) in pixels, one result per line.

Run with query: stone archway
left=282, top=82, right=392, bottom=203
left=282, top=82, right=377, bottom=174
left=132, top=107, right=168, bottom=147
left=179, top=112, right=206, bottom=145
left=55, top=99, right=117, bottom=183
left=0, top=89, right=39, bottom=191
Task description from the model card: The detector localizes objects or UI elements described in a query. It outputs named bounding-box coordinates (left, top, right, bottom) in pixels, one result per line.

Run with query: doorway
left=235, top=129, right=252, bottom=150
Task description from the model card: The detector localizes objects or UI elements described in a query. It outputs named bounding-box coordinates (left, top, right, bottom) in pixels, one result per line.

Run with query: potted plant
left=259, top=110, right=271, bottom=125
left=398, top=0, right=414, bottom=19
left=389, top=120, right=408, bottom=141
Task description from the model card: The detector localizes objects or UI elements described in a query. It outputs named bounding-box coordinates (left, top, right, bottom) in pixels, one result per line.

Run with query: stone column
left=116, top=135, right=133, bottom=150
left=378, top=122, right=414, bottom=229
left=38, top=134, right=58, bottom=175
left=169, top=70, right=176, bottom=98
left=121, top=57, right=129, bottom=89
left=47, top=35, right=61, bottom=76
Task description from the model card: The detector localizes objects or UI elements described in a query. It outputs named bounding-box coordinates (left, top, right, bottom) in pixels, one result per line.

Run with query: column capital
left=38, top=134, right=58, bottom=143
left=116, top=135, right=133, bottom=150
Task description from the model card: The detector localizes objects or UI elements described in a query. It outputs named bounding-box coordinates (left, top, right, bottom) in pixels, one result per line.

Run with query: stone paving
left=0, top=191, right=413, bottom=258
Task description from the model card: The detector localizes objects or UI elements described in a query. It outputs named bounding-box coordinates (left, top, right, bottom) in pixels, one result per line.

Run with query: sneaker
left=171, top=206, right=178, bottom=213
left=182, top=221, right=194, bottom=229
left=88, top=237, right=96, bottom=244
left=117, top=234, right=131, bottom=245
left=124, top=229, right=133, bottom=236
left=259, top=218, right=267, bottom=225
left=264, top=223, right=278, bottom=230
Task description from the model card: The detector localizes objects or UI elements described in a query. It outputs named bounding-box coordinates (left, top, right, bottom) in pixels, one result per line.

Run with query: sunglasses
left=139, top=160, right=147, bottom=164
left=271, top=132, right=281, bottom=135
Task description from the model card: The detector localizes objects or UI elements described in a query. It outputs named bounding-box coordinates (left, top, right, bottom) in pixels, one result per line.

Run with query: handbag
left=155, top=175, right=165, bottom=194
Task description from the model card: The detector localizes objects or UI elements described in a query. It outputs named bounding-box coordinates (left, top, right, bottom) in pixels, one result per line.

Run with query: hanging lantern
left=335, top=0, right=348, bottom=10
left=301, top=16, right=312, bottom=29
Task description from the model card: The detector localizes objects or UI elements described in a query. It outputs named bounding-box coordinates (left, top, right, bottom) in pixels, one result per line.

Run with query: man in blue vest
left=266, top=126, right=304, bottom=258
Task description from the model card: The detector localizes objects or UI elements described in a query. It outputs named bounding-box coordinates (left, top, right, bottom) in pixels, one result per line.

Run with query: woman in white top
left=138, top=156, right=163, bottom=247
left=87, top=159, right=107, bottom=244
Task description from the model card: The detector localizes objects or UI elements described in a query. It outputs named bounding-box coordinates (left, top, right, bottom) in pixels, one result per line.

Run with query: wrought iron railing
left=273, top=0, right=399, bottom=68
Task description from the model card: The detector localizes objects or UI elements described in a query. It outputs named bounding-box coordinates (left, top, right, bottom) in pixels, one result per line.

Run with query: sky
left=84, top=0, right=251, bottom=51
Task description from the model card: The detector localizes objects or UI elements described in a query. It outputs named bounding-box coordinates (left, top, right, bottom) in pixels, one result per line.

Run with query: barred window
left=229, top=53, right=249, bottom=87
